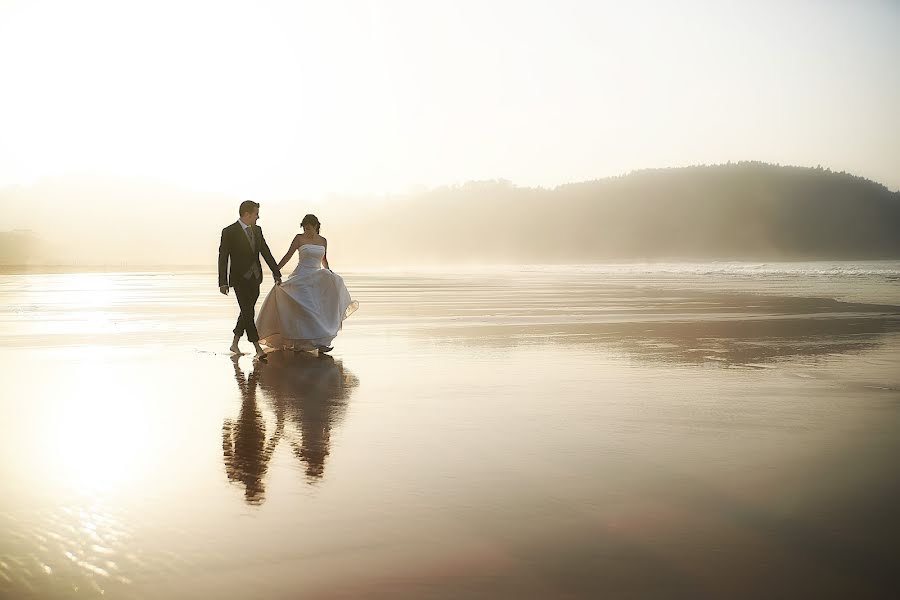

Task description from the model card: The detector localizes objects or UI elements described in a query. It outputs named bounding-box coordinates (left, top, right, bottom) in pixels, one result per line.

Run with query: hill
left=334, top=162, right=900, bottom=263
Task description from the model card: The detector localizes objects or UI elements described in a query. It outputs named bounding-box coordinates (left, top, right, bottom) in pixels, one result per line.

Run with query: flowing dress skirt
left=256, top=266, right=358, bottom=351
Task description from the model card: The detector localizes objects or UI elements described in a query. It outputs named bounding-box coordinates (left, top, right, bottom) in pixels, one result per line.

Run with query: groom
left=219, top=200, right=281, bottom=360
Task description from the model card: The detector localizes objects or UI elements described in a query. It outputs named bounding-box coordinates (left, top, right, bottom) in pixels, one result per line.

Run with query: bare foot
left=229, top=344, right=241, bottom=355
left=254, top=350, right=268, bottom=361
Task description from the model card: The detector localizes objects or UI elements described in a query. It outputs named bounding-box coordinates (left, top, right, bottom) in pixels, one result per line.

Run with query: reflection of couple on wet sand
left=218, top=200, right=358, bottom=361
left=223, top=351, right=360, bottom=504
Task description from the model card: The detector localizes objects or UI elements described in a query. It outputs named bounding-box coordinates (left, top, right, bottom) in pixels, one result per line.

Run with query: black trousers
left=232, top=281, right=261, bottom=342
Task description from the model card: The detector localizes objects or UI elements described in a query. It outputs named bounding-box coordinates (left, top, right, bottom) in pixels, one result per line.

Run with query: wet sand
left=1, top=267, right=899, bottom=598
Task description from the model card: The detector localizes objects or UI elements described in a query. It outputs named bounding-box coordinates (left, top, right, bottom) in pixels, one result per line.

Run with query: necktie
left=245, top=226, right=254, bottom=249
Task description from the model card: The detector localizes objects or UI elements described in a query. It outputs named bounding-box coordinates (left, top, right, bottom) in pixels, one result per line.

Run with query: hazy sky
left=1, top=0, right=898, bottom=199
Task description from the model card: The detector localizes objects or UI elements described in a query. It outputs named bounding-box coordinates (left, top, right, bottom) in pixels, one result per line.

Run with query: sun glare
left=39, top=359, right=153, bottom=495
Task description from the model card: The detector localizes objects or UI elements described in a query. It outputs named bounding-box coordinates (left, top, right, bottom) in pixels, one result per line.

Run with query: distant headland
left=2, top=162, right=899, bottom=266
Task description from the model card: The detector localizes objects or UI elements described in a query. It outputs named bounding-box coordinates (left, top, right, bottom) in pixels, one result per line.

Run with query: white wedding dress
left=256, top=244, right=358, bottom=351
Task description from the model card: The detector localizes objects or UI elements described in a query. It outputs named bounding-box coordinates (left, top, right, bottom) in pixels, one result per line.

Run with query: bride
left=256, top=214, right=358, bottom=353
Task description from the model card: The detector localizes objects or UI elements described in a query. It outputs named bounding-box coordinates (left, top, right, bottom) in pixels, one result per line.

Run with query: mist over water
left=2, top=164, right=899, bottom=268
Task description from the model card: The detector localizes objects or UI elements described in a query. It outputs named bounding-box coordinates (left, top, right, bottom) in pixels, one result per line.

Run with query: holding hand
left=219, top=285, right=229, bottom=295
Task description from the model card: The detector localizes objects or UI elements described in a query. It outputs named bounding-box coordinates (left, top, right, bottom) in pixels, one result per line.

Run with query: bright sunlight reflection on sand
left=41, top=357, right=154, bottom=495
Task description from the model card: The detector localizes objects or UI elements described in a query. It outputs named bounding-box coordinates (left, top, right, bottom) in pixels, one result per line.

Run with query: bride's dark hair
left=300, top=214, right=321, bottom=234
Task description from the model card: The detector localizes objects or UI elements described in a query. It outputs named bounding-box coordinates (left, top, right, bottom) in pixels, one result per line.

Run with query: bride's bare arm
left=277, top=235, right=301, bottom=269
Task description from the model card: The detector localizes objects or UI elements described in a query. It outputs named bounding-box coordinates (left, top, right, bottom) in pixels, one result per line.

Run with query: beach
left=1, top=263, right=899, bottom=598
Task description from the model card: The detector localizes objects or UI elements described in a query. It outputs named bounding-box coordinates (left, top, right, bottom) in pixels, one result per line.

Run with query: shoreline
left=3, top=258, right=900, bottom=272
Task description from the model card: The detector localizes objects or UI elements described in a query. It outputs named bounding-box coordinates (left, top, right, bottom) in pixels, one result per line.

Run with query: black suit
left=218, top=221, right=281, bottom=343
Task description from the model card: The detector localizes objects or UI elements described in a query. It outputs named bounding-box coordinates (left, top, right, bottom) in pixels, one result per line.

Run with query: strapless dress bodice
left=296, top=244, right=325, bottom=271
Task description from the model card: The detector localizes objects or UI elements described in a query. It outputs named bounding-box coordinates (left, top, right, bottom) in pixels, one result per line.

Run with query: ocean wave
left=510, top=261, right=900, bottom=279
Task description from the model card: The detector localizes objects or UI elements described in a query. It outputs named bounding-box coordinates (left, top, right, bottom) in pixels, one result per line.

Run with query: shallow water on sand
left=1, top=265, right=899, bottom=598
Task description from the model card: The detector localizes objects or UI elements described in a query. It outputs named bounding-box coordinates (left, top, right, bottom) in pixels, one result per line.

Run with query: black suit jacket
left=218, top=221, right=281, bottom=288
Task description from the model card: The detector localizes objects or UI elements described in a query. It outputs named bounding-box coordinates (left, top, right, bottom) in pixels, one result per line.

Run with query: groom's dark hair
left=239, top=200, right=260, bottom=216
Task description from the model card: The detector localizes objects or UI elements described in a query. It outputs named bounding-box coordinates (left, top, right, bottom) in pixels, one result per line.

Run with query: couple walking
left=218, top=200, right=358, bottom=360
